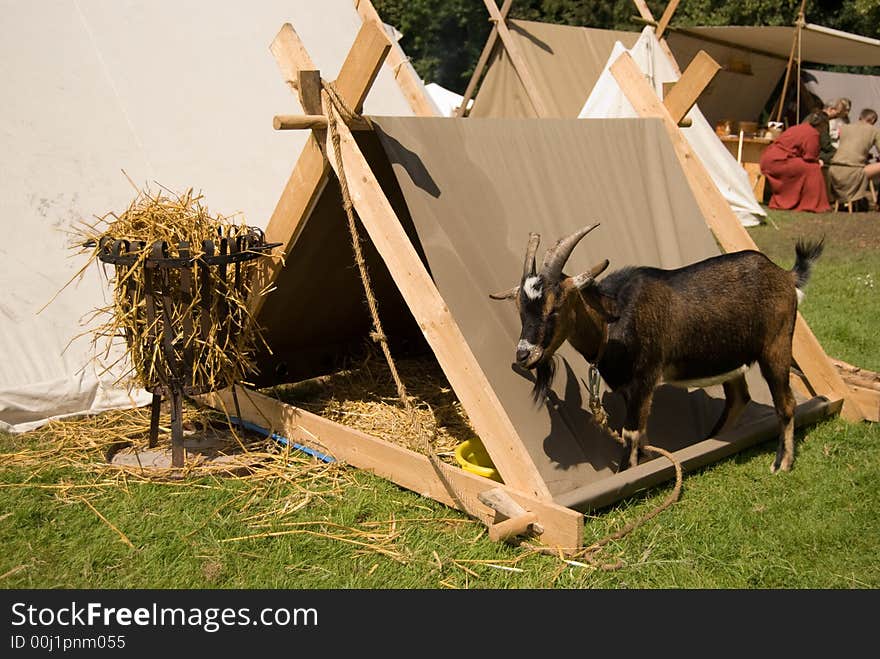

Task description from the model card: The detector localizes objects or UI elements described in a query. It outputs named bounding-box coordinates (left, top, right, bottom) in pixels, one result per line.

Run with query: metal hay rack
left=96, top=226, right=280, bottom=467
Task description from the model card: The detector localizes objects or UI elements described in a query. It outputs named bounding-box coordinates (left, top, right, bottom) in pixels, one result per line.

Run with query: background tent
left=466, top=18, right=765, bottom=227
left=426, top=82, right=470, bottom=117
left=0, top=0, right=415, bottom=432
left=580, top=27, right=766, bottom=227
left=469, top=20, right=639, bottom=118
left=664, top=23, right=880, bottom=128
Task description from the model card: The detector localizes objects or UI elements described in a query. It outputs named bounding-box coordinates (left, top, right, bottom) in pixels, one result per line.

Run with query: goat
left=490, top=223, right=824, bottom=473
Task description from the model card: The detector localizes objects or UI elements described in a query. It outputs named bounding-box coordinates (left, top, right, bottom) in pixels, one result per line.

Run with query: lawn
left=1, top=208, right=878, bottom=589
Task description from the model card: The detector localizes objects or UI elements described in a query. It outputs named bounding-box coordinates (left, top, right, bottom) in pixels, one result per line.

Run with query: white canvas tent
left=580, top=27, right=767, bottom=228
left=426, top=82, right=470, bottom=117
left=0, top=0, right=415, bottom=432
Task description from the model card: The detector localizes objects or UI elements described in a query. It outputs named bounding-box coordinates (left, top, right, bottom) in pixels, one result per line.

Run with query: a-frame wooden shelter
left=205, top=15, right=869, bottom=555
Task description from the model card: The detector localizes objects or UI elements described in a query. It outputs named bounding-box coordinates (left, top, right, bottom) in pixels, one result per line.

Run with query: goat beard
left=531, top=359, right=557, bottom=407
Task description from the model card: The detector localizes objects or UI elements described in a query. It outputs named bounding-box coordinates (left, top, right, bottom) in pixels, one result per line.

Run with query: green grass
left=1, top=208, right=878, bottom=589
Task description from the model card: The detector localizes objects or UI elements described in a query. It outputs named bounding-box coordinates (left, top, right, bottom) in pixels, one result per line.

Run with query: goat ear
left=489, top=285, right=519, bottom=301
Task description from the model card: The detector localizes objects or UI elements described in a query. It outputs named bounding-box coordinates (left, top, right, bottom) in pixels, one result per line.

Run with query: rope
left=320, top=80, right=476, bottom=518
left=553, top=297, right=685, bottom=570
left=320, top=80, right=682, bottom=563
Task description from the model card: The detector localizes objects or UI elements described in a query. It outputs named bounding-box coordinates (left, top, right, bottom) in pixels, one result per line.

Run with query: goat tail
left=792, top=237, right=825, bottom=292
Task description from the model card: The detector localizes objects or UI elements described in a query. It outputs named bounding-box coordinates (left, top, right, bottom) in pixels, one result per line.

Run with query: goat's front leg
left=619, top=381, right=656, bottom=471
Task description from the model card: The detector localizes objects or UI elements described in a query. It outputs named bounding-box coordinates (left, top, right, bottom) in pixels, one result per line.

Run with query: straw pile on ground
left=268, top=349, right=476, bottom=462
left=76, top=185, right=270, bottom=394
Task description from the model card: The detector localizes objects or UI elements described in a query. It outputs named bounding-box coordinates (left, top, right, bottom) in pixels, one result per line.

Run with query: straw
left=73, top=184, right=270, bottom=396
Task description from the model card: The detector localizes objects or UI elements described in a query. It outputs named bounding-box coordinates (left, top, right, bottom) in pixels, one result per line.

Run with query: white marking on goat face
left=796, top=288, right=805, bottom=305
left=517, top=339, right=537, bottom=354
left=523, top=276, right=542, bottom=300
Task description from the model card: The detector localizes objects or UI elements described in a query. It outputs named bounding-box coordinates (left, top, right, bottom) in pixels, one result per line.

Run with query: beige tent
left=469, top=20, right=639, bottom=118
left=206, top=18, right=863, bottom=551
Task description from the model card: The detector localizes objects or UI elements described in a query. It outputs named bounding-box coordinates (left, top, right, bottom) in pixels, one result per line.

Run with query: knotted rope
left=320, top=80, right=477, bottom=517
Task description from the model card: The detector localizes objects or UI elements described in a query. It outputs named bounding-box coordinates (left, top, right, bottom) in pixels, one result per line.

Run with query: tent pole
left=456, top=0, right=513, bottom=117
left=774, top=0, right=807, bottom=125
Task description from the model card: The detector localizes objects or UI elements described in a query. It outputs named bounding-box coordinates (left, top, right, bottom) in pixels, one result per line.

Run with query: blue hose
left=229, top=417, right=335, bottom=463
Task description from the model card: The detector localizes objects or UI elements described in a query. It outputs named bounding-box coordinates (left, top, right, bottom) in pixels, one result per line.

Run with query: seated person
left=759, top=112, right=830, bottom=213
left=828, top=108, right=880, bottom=207
left=818, top=97, right=851, bottom=165
left=827, top=97, right=852, bottom=150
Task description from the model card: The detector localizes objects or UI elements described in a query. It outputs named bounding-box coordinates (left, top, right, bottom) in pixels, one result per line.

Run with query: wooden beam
left=609, top=51, right=863, bottom=422
left=482, top=0, right=549, bottom=117
left=323, top=103, right=553, bottom=501
left=656, top=0, right=680, bottom=40
left=353, top=0, right=438, bottom=116
left=202, top=387, right=583, bottom=551
left=250, top=20, right=392, bottom=321
left=457, top=0, right=514, bottom=117
left=297, top=70, right=323, bottom=115
left=662, top=50, right=720, bottom=124
left=273, top=114, right=329, bottom=130
left=273, top=114, right=372, bottom=131
left=270, top=23, right=318, bottom=93
left=631, top=0, right=655, bottom=22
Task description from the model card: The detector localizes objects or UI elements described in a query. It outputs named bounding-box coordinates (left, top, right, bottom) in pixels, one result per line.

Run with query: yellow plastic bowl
left=454, top=439, right=502, bottom=482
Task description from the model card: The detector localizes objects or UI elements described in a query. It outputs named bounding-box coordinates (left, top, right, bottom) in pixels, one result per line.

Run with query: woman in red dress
left=759, top=112, right=831, bottom=212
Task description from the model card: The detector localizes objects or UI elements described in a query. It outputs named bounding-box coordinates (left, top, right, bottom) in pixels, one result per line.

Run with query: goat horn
left=522, top=232, right=540, bottom=280
left=540, top=223, right=601, bottom=281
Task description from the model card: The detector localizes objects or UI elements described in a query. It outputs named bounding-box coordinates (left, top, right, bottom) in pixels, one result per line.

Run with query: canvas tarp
left=664, top=24, right=880, bottom=127
left=580, top=28, right=766, bottom=227
left=0, top=0, right=415, bottom=432
left=670, top=24, right=880, bottom=68
left=804, top=68, right=880, bottom=124
left=469, top=20, right=639, bottom=118
left=664, top=31, right=787, bottom=128
left=257, top=116, right=833, bottom=507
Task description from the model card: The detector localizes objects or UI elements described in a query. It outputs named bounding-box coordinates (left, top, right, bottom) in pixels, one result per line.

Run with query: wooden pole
left=353, top=0, right=439, bottom=116
left=774, top=0, right=808, bottom=125
left=482, top=0, right=549, bottom=117
left=202, top=387, right=583, bottom=550
left=456, top=0, right=514, bottom=117
left=655, top=0, right=680, bottom=40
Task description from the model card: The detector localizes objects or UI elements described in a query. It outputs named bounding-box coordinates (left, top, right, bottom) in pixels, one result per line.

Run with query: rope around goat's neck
left=321, top=81, right=476, bottom=517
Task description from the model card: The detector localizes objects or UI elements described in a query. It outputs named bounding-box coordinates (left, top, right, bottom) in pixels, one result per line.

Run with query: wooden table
left=719, top=134, right=773, bottom=202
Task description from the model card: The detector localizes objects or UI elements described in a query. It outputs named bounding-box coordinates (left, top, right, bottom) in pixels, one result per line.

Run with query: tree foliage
left=372, top=0, right=880, bottom=94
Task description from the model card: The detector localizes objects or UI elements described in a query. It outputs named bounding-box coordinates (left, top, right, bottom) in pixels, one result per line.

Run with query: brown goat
left=491, top=224, right=824, bottom=473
